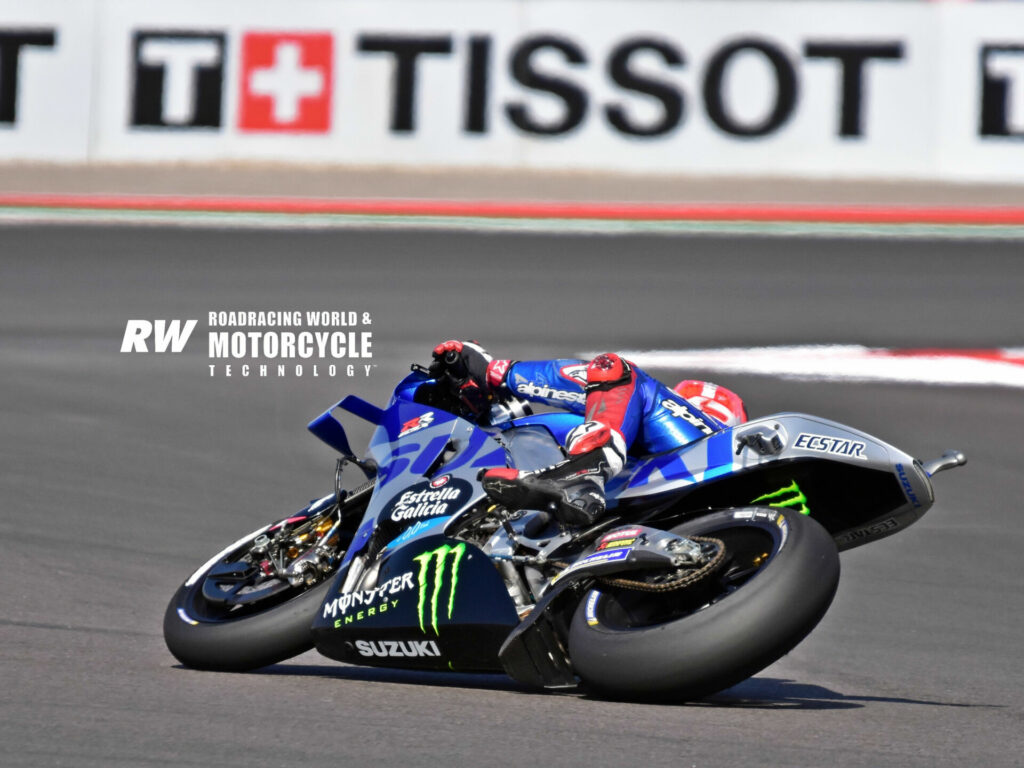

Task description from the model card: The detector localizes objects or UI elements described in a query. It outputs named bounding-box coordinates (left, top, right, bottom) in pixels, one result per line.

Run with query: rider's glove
left=430, top=340, right=513, bottom=416
left=432, top=340, right=490, bottom=384
left=430, top=340, right=513, bottom=391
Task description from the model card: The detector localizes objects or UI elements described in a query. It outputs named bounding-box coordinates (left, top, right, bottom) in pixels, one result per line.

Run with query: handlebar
left=409, top=362, right=532, bottom=425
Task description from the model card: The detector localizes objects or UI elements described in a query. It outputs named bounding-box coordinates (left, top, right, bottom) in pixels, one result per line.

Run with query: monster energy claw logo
left=753, top=480, right=811, bottom=515
left=412, top=542, right=466, bottom=635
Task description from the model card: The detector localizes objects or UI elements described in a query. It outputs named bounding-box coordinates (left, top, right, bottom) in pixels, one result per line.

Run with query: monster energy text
left=322, top=571, right=415, bottom=620
left=332, top=599, right=398, bottom=628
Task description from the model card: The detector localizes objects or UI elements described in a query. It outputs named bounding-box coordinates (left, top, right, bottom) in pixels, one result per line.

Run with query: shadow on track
left=694, top=677, right=997, bottom=711
left=220, top=665, right=997, bottom=710
left=245, top=662, right=535, bottom=694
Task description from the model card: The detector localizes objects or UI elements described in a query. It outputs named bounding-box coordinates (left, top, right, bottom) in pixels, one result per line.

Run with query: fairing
left=309, top=372, right=941, bottom=673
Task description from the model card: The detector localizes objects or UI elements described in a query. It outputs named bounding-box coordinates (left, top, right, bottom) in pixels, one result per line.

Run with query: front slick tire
left=568, top=507, right=840, bottom=702
left=164, top=575, right=334, bottom=672
left=163, top=519, right=340, bottom=672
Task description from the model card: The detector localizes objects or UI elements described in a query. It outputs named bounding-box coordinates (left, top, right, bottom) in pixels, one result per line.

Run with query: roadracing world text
left=120, top=312, right=375, bottom=378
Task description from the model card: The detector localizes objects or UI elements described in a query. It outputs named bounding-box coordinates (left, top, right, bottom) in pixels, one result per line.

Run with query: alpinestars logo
left=661, top=398, right=715, bottom=435
left=752, top=480, right=811, bottom=515
left=412, top=542, right=465, bottom=635
left=515, top=378, right=585, bottom=405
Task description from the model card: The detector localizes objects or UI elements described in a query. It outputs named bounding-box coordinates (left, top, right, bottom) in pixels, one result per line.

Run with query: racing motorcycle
left=164, top=363, right=966, bottom=700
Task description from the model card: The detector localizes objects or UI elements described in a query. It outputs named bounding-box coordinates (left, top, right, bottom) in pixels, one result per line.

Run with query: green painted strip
left=5, top=205, right=1024, bottom=239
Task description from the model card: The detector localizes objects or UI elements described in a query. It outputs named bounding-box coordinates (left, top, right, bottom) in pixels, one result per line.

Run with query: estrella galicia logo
left=384, top=477, right=470, bottom=524
left=412, top=542, right=465, bottom=635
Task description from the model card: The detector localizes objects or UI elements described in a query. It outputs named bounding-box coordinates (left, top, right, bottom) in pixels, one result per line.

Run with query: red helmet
left=673, top=380, right=747, bottom=427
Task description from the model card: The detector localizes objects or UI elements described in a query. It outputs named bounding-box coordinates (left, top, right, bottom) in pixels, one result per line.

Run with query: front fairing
left=312, top=533, right=519, bottom=671
left=312, top=377, right=520, bottom=671
left=346, top=387, right=508, bottom=566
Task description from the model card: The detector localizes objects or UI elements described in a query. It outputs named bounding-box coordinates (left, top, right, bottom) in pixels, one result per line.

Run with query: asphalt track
left=2, top=224, right=1022, bottom=767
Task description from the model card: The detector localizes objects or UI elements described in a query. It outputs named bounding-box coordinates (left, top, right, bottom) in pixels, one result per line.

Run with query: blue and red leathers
left=492, top=355, right=725, bottom=456
left=433, top=341, right=734, bottom=525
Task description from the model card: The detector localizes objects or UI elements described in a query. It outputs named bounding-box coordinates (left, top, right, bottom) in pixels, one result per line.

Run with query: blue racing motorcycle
left=164, top=364, right=965, bottom=700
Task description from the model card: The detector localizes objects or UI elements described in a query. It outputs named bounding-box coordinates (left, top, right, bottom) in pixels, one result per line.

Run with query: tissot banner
left=5, top=0, right=1024, bottom=180
left=0, top=0, right=93, bottom=160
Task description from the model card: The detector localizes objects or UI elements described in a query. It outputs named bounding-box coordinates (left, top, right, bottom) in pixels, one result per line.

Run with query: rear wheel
left=568, top=507, right=840, bottom=701
left=164, top=487, right=368, bottom=671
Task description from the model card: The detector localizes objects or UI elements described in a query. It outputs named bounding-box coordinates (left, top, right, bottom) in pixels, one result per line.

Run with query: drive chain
left=550, top=535, right=727, bottom=593
left=596, top=536, right=727, bottom=593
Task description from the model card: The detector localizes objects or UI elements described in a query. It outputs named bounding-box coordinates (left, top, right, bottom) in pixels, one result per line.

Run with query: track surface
left=2, top=226, right=1022, bottom=767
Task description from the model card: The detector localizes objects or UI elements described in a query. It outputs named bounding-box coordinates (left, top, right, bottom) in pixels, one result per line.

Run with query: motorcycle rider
left=430, top=340, right=747, bottom=527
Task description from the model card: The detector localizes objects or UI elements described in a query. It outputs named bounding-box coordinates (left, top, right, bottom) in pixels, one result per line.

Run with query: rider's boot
left=481, top=422, right=626, bottom=527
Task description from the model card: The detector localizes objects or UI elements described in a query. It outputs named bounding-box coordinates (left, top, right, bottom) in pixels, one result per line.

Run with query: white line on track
left=6, top=207, right=1024, bottom=239
left=584, top=345, right=1024, bottom=389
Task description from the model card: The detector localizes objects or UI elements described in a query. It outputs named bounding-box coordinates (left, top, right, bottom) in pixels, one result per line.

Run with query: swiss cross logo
left=238, top=32, right=332, bottom=132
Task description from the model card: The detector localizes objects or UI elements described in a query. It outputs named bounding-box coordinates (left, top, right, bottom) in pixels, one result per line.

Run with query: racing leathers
left=432, top=342, right=743, bottom=527
left=498, top=356, right=727, bottom=454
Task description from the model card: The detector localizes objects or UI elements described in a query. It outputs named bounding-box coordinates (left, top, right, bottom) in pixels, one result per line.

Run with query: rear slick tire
left=568, top=507, right=840, bottom=701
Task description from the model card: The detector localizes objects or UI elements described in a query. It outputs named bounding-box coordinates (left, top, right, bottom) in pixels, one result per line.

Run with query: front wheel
left=568, top=507, right=840, bottom=701
left=164, top=488, right=367, bottom=671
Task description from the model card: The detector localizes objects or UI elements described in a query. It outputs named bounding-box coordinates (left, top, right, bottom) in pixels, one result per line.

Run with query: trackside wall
left=3, top=0, right=1024, bottom=183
